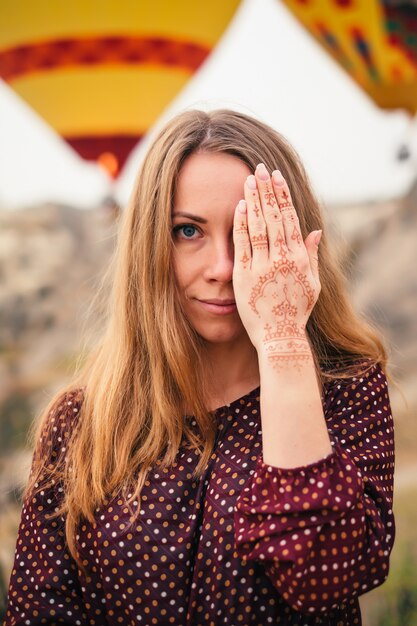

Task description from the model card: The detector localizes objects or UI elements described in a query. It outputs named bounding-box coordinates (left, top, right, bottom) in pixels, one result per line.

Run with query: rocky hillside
left=335, top=182, right=417, bottom=384
left=0, top=202, right=117, bottom=423
left=332, top=181, right=417, bottom=441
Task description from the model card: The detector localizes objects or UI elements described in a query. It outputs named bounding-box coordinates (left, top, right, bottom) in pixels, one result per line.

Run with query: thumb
left=305, top=229, right=322, bottom=282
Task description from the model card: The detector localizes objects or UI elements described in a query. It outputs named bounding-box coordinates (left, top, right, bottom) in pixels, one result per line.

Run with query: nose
left=203, top=237, right=234, bottom=283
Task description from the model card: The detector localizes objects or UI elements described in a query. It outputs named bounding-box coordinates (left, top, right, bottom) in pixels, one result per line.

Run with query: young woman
left=4, top=109, right=395, bottom=625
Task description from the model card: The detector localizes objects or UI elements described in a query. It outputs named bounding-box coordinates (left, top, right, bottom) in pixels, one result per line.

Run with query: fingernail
left=315, top=230, right=322, bottom=245
left=272, top=170, right=285, bottom=185
left=247, top=175, right=257, bottom=190
left=238, top=200, right=247, bottom=213
left=256, top=163, right=269, bottom=181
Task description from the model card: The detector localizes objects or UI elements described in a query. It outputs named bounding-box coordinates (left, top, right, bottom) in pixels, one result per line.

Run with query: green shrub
left=0, top=392, right=32, bottom=453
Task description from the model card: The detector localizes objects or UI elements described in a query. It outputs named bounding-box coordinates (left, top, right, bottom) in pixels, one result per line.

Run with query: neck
left=203, top=335, right=260, bottom=410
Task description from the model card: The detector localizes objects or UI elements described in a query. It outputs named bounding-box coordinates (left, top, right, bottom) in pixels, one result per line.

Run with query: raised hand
left=232, top=163, right=322, bottom=371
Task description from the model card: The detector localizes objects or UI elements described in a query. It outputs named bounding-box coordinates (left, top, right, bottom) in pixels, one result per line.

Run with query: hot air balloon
left=0, top=0, right=241, bottom=179
left=280, top=0, right=417, bottom=115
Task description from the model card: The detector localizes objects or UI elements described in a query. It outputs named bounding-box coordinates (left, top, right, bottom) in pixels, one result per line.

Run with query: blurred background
left=0, top=0, right=416, bottom=622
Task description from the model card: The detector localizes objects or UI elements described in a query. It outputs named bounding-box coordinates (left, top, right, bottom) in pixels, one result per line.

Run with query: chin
left=195, top=323, right=246, bottom=345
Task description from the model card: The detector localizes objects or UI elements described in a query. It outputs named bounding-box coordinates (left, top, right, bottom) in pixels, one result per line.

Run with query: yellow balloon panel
left=0, top=0, right=238, bottom=49
left=281, top=0, right=417, bottom=114
left=13, top=66, right=190, bottom=135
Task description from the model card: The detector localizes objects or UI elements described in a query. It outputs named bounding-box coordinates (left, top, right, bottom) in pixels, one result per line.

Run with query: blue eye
left=173, top=224, right=200, bottom=239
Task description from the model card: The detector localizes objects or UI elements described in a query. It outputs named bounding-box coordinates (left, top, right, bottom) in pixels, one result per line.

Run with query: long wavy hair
left=25, top=108, right=387, bottom=569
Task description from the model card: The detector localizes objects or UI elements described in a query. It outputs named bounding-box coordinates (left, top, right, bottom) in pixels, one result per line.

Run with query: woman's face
left=172, top=151, right=251, bottom=345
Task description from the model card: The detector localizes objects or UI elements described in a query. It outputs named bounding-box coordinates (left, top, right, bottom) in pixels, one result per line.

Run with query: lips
left=200, top=299, right=236, bottom=305
left=197, top=299, right=237, bottom=315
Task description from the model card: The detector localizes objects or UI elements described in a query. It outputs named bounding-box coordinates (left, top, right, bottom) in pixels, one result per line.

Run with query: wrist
left=257, top=334, right=314, bottom=373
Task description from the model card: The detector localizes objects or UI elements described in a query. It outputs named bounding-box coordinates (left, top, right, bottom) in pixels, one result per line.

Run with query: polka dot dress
left=4, top=362, right=395, bottom=625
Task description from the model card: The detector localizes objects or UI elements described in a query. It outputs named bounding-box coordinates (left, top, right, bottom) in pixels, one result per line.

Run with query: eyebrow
left=171, top=212, right=207, bottom=224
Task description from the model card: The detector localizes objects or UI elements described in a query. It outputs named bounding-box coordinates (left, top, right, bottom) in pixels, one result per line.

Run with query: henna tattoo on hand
left=291, top=225, right=302, bottom=245
left=262, top=283, right=312, bottom=372
left=271, top=285, right=297, bottom=319
left=249, top=260, right=316, bottom=371
left=249, top=260, right=315, bottom=316
left=251, top=233, right=268, bottom=250
left=274, top=231, right=286, bottom=249
left=264, top=190, right=276, bottom=208
left=240, top=250, right=250, bottom=269
left=235, top=218, right=250, bottom=269
left=263, top=338, right=312, bottom=371
left=252, top=192, right=261, bottom=218
left=278, top=190, right=292, bottom=211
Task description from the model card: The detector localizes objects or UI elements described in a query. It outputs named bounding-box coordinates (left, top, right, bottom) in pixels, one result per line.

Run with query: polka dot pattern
left=4, top=363, right=394, bottom=625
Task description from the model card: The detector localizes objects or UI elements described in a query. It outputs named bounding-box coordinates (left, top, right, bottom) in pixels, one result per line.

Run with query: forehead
left=173, top=152, right=251, bottom=212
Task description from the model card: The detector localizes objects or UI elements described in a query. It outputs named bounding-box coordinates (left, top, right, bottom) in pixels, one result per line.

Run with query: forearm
left=258, top=339, right=332, bottom=468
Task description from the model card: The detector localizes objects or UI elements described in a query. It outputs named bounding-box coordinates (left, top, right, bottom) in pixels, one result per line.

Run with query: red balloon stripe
left=66, top=134, right=143, bottom=177
left=0, top=36, right=210, bottom=81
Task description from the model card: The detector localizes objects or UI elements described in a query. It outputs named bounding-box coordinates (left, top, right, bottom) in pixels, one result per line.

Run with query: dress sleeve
left=234, top=362, right=395, bottom=615
left=3, top=390, right=89, bottom=625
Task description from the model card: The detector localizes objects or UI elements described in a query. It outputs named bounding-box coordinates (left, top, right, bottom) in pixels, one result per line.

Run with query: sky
left=1, top=0, right=417, bottom=209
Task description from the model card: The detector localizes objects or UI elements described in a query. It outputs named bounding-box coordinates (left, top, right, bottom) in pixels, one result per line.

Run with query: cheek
left=172, top=255, right=192, bottom=288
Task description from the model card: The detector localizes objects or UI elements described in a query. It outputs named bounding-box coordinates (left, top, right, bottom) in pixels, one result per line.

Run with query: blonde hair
left=25, top=108, right=387, bottom=569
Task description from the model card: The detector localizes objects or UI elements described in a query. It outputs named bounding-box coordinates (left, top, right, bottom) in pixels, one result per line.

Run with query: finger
left=304, top=229, right=322, bottom=284
left=244, top=175, right=268, bottom=263
left=233, top=200, right=251, bottom=271
left=254, top=163, right=286, bottom=259
left=271, top=170, right=303, bottom=252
